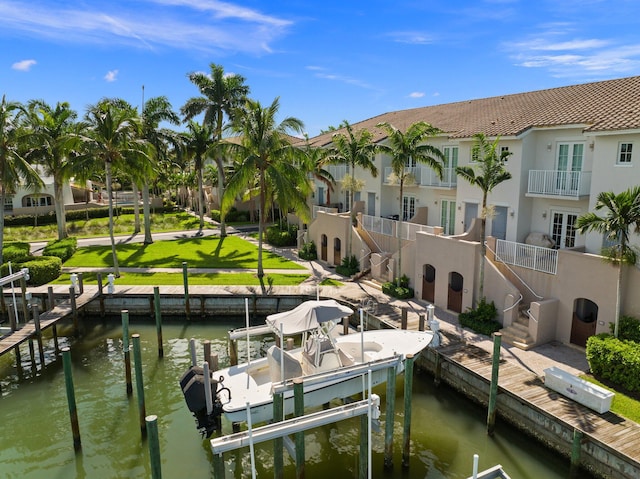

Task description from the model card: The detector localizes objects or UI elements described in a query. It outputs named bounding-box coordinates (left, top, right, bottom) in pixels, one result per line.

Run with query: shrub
left=613, top=315, right=640, bottom=343
left=459, top=297, right=502, bottom=336
left=266, top=222, right=298, bottom=247
left=336, top=254, right=359, bottom=277
left=2, top=242, right=31, bottom=263
left=382, top=275, right=414, bottom=299
left=298, top=241, right=317, bottom=260
left=0, top=256, right=62, bottom=286
left=587, top=334, right=640, bottom=392
left=43, top=237, right=78, bottom=263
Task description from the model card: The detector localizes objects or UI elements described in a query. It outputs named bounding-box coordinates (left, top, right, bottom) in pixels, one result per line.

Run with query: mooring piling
left=122, top=310, right=133, bottom=395
left=47, top=286, right=55, bottom=312
left=146, top=415, right=162, bottom=479
left=189, top=338, right=197, bottom=367
left=32, top=304, right=45, bottom=367
left=402, top=354, right=414, bottom=469
left=97, top=273, right=105, bottom=317
left=487, top=332, right=502, bottom=436
left=69, top=286, right=79, bottom=333
left=132, top=333, right=147, bottom=435
left=62, top=347, right=81, bottom=450
left=384, top=364, right=396, bottom=470
left=571, top=428, right=583, bottom=471
left=273, top=391, right=284, bottom=479
left=293, top=377, right=305, bottom=479
left=153, top=287, right=163, bottom=358
left=204, top=340, right=211, bottom=368
left=182, top=262, right=190, bottom=319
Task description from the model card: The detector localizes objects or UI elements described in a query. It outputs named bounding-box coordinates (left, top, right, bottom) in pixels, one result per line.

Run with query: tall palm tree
left=181, top=121, right=214, bottom=230
left=223, top=97, right=310, bottom=287
left=456, top=133, right=512, bottom=302
left=0, top=96, right=43, bottom=265
left=80, top=98, right=150, bottom=277
left=326, top=121, right=378, bottom=256
left=181, top=63, right=250, bottom=237
left=307, top=144, right=335, bottom=206
left=23, top=100, right=81, bottom=240
left=377, top=121, right=445, bottom=286
left=576, top=187, right=640, bottom=338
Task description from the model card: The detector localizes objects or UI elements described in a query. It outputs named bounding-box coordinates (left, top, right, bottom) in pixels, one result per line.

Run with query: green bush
left=336, top=254, right=359, bottom=277
left=2, top=242, right=31, bottom=263
left=382, top=275, right=414, bottom=299
left=586, top=334, right=640, bottom=392
left=210, top=207, right=252, bottom=224
left=266, top=222, right=298, bottom=247
left=298, top=241, right=317, bottom=260
left=459, top=297, right=502, bottom=336
left=0, top=256, right=62, bottom=286
left=43, top=237, right=78, bottom=263
left=613, top=315, right=640, bottom=343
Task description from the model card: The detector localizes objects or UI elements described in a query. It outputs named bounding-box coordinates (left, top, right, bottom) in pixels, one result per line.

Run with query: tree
left=81, top=98, right=150, bottom=277
left=181, top=121, right=214, bottom=230
left=0, top=95, right=43, bottom=265
left=576, top=187, right=640, bottom=338
left=181, top=63, right=250, bottom=237
left=306, top=143, right=334, bottom=206
left=326, top=121, right=378, bottom=256
left=377, top=121, right=445, bottom=286
left=456, top=133, right=512, bottom=301
left=23, top=100, right=81, bottom=240
left=223, top=97, right=310, bottom=289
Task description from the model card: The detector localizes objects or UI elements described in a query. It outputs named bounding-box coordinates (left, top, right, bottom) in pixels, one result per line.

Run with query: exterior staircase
left=500, top=304, right=535, bottom=350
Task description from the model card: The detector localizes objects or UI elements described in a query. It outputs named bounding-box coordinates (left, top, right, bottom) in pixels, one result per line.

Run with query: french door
left=440, top=199, right=456, bottom=235
left=402, top=196, right=416, bottom=221
left=551, top=211, right=577, bottom=249
left=556, top=143, right=583, bottom=194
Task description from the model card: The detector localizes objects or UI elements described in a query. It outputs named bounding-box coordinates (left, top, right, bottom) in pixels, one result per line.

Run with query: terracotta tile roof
left=305, top=76, right=640, bottom=146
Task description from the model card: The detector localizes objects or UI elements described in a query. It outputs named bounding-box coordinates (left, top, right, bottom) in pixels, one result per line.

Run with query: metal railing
left=327, top=165, right=349, bottom=182
left=360, top=214, right=438, bottom=241
left=495, top=239, right=558, bottom=275
left=383, top=166, right=457, bottom=187
left=312, top=205, right=338, bottom=218
left=527, top=170, right=591, bottom=197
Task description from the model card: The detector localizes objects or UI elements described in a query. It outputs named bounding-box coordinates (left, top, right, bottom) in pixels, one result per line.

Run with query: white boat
left=179, top=299, right=433, bottom=435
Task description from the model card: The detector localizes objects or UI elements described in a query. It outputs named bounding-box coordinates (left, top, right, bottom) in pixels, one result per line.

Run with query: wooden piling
left=210, top=354, right=219, bottom=372
left=402, top=354, right=414, bottom=469
left=293, top=377, right=305, bottom=479
left=418, top=314, right=425, bottom=332
left=229, top=338, right=238, bottom=366
left=401, top=308, right=408, bottom=330
left=62, top=347, right=81, bottom=450
left=571, top=428, right=583, bottom=469
left=28, top=339, right=36, bottom=374
left=273, top=392, right=284, bottom=479
left=182, top=262, right=191, bottom=319
left=487, top=332, right=502, bottom=436
left=434, top=352, right=442, bottom=386
left=97, top=273, right=105, bottom=317
left=32, top=304, right=45, bottom=367
left=132, top=334, right=147, bottom=435
left=52, top=324, right=60, bottom=356
left=384, top=365, right=396, bottom=469
left=212, top=453, right=224, bottom=479
left=204, top=340, right=211, bottom=368
left=122, top=310, right=133, bottom=395
left=359, top=413, right=368, bottom=479
left=69, top=287, right=78, bottom=333
left=146, top=415, right=162, bottom=479
left=153, top=287, right=163, bottom=358
left=343, top=314, right=351, bottom=335
left=20, top=276, right=29, bottom=324
left=8, top=300, right=16, bottom=331
left=77, top=273, right=84, bottom=295
left=47, top=286, right=55, bottom=312
left=14, top=344, right=23, bottom=377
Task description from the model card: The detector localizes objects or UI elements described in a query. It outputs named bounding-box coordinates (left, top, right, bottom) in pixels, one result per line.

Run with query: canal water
left=0, top=317, right=585, bottom=478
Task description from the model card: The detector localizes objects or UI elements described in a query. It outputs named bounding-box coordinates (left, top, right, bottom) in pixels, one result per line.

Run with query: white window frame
left=617, top=142, right=633, bottom=165
left=402, top=195, right=416, bottom=221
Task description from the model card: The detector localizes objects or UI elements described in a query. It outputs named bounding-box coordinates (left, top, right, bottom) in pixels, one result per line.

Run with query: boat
left=179, top=299, right=433, bottom=436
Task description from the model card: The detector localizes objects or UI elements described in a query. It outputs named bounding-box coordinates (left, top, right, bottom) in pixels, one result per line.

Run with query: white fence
left=360, top=214, right=438, bottom=241
left=495, top=239, right=558, bottom=275
left=313, top=205, right=338, bottom=218
left=383, top=166, right=457, bottom=188
left=527, top=170, right=591, bottom=197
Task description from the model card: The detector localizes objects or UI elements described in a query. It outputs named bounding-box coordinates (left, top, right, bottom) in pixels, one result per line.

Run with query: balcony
left=383, top=166, right=457, bottom=188
left=327, top=165, right=349, bottom=182
left=527, top=170, right=591, bottom=198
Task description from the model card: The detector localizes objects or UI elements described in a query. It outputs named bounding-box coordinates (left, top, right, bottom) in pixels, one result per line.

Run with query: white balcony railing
left=360, top=214, right=439, bottom=241
left=327, top=165, right=349, bottom=182
left=527, top=170, right=591, bottom=197
left=383, top=166, right=456, bottom=187
left=495, top=239, right=558, bottom=275
left=312, top=205, right=338, bottom=218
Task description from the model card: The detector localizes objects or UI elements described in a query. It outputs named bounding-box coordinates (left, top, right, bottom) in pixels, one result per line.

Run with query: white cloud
left=387, top=31, right=434, bottom=45
left=12, top=59, right=36, bottom=71
left=104, top=69, right=119, bottom=82
left=409, top=92, right=425, bottom=98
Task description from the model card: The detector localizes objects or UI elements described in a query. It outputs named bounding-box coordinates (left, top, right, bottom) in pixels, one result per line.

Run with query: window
left=402, top=195, right=416, bottom=221
left=3, top=196, right=13, bottom=211
left=551, top=211, right=577, bottom=249
left=618, top=143, right=633, bottom=164
left=500, top=146, right=509, bottom=162
left=23, top=195, right=53, bottom=207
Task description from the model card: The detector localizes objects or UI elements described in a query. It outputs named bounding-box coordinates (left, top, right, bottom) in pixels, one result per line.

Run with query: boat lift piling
left=31, top=303, right=45, bottom=367
left=182, top=262, right=191, bottom=319
left=402, top=354, right=415, bottom=469
left=132, top=334, right=147, bottom=436
left=122, top=310, right=133, bottom=395
left=146, top=415, right=162, bottom=479
left=384, top=363, right=397, bottom=470
left=62, top=347, right=81, bottom=451
left=153, top=287, right=164, bottom=358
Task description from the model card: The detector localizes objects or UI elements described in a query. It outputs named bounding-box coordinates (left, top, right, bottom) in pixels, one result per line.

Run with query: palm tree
left=326, top=121, right=378, bottom=256
left=456, top=133, right=512, bottom=302
left=223, top=97, right=310, bottom=287
left=377, top=121, right=445, bottom=286
left=307, top=144, right=335, bottom=206
left=576, top=187, right=640, bottom=338
left=0, top=96, right=43, bottom=265
left=181, top=121, right=214, bottom=230
left=181, top=63, right=250, bottom=237
left=23, top=100, right=81, bottom=240
left=80, top=98, right=150, bottom=277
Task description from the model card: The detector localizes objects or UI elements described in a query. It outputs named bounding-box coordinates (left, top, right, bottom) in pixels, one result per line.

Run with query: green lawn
left=64, top=235, right=306, bottom=270
left=53, top=272, right=310, bottom=286
left=581, top=375, right=640, bottom=423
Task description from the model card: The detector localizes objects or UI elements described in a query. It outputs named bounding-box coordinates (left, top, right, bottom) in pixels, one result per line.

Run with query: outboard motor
left=179, top=366, right=229, bottom=437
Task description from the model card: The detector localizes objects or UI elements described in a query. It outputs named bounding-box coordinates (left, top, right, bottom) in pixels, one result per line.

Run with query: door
left=551, top=211, right=578, bottom=249
left=491, top=206, right=508, bottom=240
left=367, top=192, right=376, bottom=216
left=447, top=272, right=463, bottom=313
left=402, top=196, right=416, bottom=221
left=440, top=199, right=456, bottom=235
left=442, top=146, right=458, bottom=185
left=556, top=143, right=583, bottom=194
left=317, top=187, right=325, bottom=205
left=422, top=264, right=435, bottom=303
left=570, top=298, right=598, bottom=347
left=464, top=203, right=478, bottom=232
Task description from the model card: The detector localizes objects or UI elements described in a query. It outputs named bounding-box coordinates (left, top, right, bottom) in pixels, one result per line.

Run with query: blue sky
left=1, top=0, right=640, bottom=137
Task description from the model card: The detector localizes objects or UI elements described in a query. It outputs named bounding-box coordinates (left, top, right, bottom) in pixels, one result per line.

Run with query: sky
left=1, top=0, right=640, bottom=137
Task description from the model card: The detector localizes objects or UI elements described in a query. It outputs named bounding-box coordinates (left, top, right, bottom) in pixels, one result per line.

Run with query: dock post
left=229, top=338, right=238, bottom=366
left=189, top=338, right=197, bottom=367
left=8, top=300, right=17, bottom=331
left=212, top=453, right=225, bottom=479
left=146, top=415, right=162, bottom=479
left=52, top=324, right=60, bottom=356
left=273, top=392, right=284, bottom=479
left=153, top=287, right=163, bottom=358
left=47, top=286, right=55, bottom=312
left=69, top=286, right=79, bottom=334
left=62, top=347, right=81, bottom=450
left=182, top=262, right=191, bottom=319
left=486, top=332, right=502, bottom=436
left=402, top=354, right=414, bottom=469
left=293, top=377, right=305, bottom=479
left=571, top=428, right=583, bottom=470
left=32, top=304, right=45, bottom=367
left=28, top=339, right=36, bottom=374
left=359, top=412, right=368, bottom=479
left=343, top=314, right=351, bottom=335
left=20, top=276, right=29, bottom=324
left=204, top=340, right=212, bottom=368
left=132, top=334, right=147, bottom=435
left=210, top=353, right=219, bottom=372
left=14, top=345, right=23, bottom=377
left=384, top=365, right=396, bottom=470
left=122, top=310, right=133, bottom=395
left=434, top=351, right=442, bottom=386
left=97, top=273, right=105, bottom=317
left=77, top=272, right=84, bottom=295
left=401, top=308, right=408, bottom=330
left=418, top=314, right=425, bottom=332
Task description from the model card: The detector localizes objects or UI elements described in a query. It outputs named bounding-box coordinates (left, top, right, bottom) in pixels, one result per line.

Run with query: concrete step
left=500, top=327, right=535, bottom=350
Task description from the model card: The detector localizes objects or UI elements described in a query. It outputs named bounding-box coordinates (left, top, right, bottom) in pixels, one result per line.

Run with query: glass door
left=440, top=199, right=456, bottom=235
left=551, top=211, right=577, bottom=249
left=556, top=143, right=583, bottom=194
left=402, top=195, right=416, bottom=221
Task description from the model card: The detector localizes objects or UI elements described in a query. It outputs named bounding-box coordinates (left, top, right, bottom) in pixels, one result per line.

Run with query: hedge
left=382, top=275, right=414, bottom=299
left=336, top=255, right=359, bottom=277
left=0, top=256, right=62, bottom=286
left=43, top=237, right=78, bottom=263
left=266, top=223, right=298, bottom=247
left=2, top=242, right=32, bottom=263
left=459, top=297, right=502, bottom=336
left=298, top=241, right=317, bottom=260
left=586, top=334, right=640, bottom=392
left=614, top=315, right=640, bottom=343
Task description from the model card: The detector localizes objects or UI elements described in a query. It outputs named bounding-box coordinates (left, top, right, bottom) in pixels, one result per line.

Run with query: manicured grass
left=53, top=272, right=310, bottom=286
left=64, top=235, right=306, bottom=270
left=581, top=375, right=640, bottom=423
left=319, top=278, right=343, bottom=287
left=4, top=211, right=213, bottom=242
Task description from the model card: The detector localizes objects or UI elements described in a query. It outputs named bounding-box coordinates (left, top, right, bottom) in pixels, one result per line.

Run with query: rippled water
left=0, top=317, right=585, bottom=478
